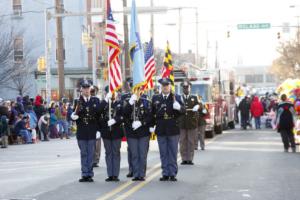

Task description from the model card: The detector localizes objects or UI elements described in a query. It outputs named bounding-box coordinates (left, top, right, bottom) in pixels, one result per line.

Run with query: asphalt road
left=1, top=128, right=300, bottom=200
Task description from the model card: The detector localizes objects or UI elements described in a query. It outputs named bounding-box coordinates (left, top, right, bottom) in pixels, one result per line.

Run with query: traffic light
left=277, top=32, right=281, bottom=39
left=37, top=57, right=46, bottom=72
left=81, top=32, right=93, bottom=48
left=81, top=32, right=89, bottom=45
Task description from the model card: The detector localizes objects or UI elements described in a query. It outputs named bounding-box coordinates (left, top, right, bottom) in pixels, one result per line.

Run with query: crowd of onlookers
left=0, top=95, right=74, bottom=148
left=237, top=93, right=278, bottom=130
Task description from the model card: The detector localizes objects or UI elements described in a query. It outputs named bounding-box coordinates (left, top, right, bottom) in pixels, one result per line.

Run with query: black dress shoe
left=187, top=161, right=194, bottom=165
left=126, top=172, right=133, bottom=178
left=181, top=161, right=188, bottom=165
left=105, top=177, right=114, bottom=182
left=139, top=177, right=145, bottom=181
left=112, top=176, right=120, bottom=182
left=86, top=177, right=94, bottom=182
left=169, top=176, right=177, bottom=182
left=93, top=163, right=99, bottom=168
left=132, top=177, right=140, bottom=181
left=79, top=177, right=88, bottom=182
left=159, top=176, right=169, bottom=181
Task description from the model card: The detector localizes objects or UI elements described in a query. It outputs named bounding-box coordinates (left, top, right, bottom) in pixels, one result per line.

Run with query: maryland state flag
left=161, top=41, right=175, bottom=91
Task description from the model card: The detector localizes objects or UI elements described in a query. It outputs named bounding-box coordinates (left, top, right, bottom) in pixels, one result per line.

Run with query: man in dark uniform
left=121, top=78, right=134, bottom=178
left=123, top=89, right=152, bottom=181
left=99, top=86, right=124, bottom=182
left=179, top=80, right=200, bottom=165
left=152, top=78, right=185, bottom=182
left=91, top=86, right=101, bottom=168
left=71, top=80, right=101, bottom=183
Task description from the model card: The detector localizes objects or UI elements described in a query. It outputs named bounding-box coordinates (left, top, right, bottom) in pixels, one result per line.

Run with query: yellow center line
left=114, top=169, right=162, bottom=200
left=96, top=163, right=161, bottom=200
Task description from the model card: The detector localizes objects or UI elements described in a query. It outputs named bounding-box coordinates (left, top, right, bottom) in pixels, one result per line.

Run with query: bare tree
left=0, top=19, right=15, bottom=86
left=270, top=32, right=300, bottom=81
left=0, top=19, right=38, bottom=96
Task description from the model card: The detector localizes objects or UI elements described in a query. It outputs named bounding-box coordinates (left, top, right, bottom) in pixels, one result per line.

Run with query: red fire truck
left=174, top=63, right=236, bottom=138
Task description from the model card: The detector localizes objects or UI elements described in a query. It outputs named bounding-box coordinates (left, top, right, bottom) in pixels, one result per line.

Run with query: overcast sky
left=110, top=0, right=300, bottom=67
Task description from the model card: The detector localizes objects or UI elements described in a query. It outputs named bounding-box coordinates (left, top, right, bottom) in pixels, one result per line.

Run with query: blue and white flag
left=129, top=0, right=145, bottom=90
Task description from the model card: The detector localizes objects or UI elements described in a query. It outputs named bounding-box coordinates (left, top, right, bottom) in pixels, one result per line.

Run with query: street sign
left=237, top=23, right=271, bottom=30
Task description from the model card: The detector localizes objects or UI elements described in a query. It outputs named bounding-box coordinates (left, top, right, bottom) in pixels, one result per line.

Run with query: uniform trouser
left=127, top=145, right=133, bottom=174
left=180, top=128, right=197, bottom=161
left=93, top=138, right=101, bottom=164
left=280, top=129, right=296, bottom=150
left=157, top=135, right=180, bottom=177
left=127, top=136, right=150, bottom=178
left=1, top=135, right=8, bottom=147
left=77, top=139, right=96, bottom=177
left=195, top=125, right=206, bottom=150
left=103, top=138, right=122, bottom=177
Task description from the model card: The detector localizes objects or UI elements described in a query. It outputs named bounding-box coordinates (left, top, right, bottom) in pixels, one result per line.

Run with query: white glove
left=107, top=119, right=116, bottom=127
left=192, top=105, right=200, bottom=112
left=71, top=112, right=79, bottom=120
left=96, top=131, right=101, bottom=139
left=149, top=126, right=156, bottom=133
left=129, top=94, right=138, bottom=105
left=203, top=109, right=207, bottom=114
left=132, top=121, right=142, bottom=130
left=105, top=92, right=112, bottom=102
left=173, top=101, right=181, bottom=111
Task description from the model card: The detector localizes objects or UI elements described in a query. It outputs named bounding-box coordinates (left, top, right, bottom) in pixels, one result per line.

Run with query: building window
left=245, top=74, right=264, bottom=83
left=92, top=0, right=102, bottom=8
left=12, top=0, right=22, bottom=17
left=14, top=37, right=23, bottom=62
left=56, top=38, right=66, bottom=61
left=266, top=74, right=275, bottom=83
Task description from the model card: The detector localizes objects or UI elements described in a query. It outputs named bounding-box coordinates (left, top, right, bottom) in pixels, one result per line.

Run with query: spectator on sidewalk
left=49, top=107, right=59, bottom=139
left=27, top=105, right=38, bottom=143
left=38, top=113, right=50, bottom=141
left=0, top=115, right=9, bottom=148
left=239, top=96, right=251, bottom=130
left=33, top=95, right=46, bottom=140
left=275, top=94, right=296, bottom=153
left=15, top=96, right=25, bottom=114
left=14, top=113, right=32, bottom=144
left=250, top=96, right=264, bottom=129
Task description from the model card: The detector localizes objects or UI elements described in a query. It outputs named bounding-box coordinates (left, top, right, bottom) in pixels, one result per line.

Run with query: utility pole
left=55, top=0, right=65, bottom=100
left=195, top=8, right=199, bottom=66
left=178, top=8, right=182, bottom=55
left=86, top=0, right=93, bottom=69
left=123, top=0, right=130, bottom=79
left=150, top=0, right=154, bottom=43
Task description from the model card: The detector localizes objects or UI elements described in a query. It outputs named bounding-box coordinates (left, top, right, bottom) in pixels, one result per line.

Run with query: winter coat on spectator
left=250, top=96, right=264, bottom=118
left=33, top=96, right=46, bottom=121
left=15, top=96, right=25, bottom=114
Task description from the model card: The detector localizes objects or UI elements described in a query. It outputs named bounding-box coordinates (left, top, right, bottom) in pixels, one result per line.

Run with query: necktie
left=164, top=96, right=167, bottom=101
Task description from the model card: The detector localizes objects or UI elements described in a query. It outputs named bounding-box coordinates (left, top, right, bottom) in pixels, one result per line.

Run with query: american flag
left=105, top=0, right=122, bottom=93
left=143, top=38, right=156, bottom=90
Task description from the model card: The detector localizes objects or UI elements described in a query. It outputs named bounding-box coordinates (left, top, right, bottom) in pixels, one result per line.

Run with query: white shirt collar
left=83, top=96, right=91, bottom=102
left=162, top=93, right=170, bottom=99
